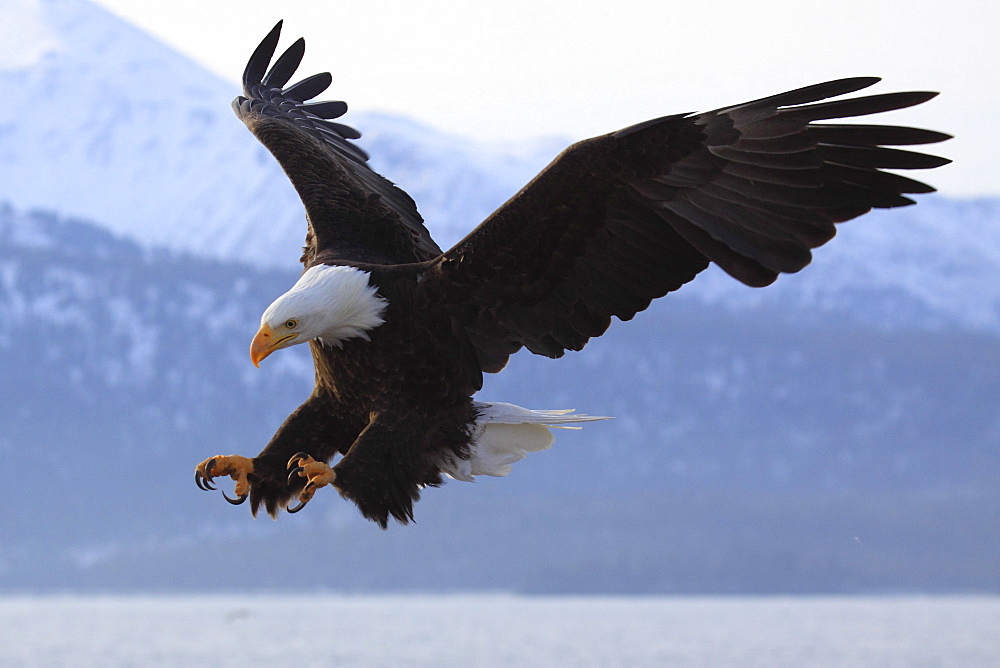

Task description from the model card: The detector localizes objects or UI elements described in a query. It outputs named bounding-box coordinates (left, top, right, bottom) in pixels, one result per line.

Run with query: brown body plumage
left=195, top=21, right=950, bottom=527
left=248, top=265, right=483, bottom=526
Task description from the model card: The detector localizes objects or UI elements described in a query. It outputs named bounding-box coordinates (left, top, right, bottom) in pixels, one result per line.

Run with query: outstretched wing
left=432, top=78, right=950, bottom=372
left=234, top=22, right=442, bottom=266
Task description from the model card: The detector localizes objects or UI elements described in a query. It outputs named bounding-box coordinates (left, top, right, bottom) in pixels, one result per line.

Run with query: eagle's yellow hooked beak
left=250, top=323, right=298, bottom=367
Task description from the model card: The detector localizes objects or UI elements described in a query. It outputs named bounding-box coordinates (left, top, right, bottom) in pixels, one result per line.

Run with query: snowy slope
left=0, top=0, right=61, bottom=69
left=692, top=197, right=1000, bottom=333
left=0, top=0, right=301, bottom=261
left=0, top=0, right=555, bottom=267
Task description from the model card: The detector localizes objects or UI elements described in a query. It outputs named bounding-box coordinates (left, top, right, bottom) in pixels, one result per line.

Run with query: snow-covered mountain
left=695, top=197, right=1000, bottom=334
left=0, top=0, right=557, bottom=267
left=3, top=0, right=997, bottom=337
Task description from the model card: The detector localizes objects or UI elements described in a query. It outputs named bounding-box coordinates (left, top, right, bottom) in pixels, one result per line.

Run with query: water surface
left=0, top=594, right=996, bottom=666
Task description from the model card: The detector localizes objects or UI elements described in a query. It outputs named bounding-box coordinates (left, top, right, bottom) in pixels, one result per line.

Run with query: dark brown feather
left=233, top=22, right=441, bottom=266
left=430, top=78, right=948, bottom=368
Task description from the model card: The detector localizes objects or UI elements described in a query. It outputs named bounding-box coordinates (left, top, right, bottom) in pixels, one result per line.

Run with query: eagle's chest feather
left=310, top=280, right=480, bottom=411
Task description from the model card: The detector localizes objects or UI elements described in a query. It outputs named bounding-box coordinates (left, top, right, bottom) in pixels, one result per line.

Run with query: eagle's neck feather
left=265, top=264, right=388, bottom=348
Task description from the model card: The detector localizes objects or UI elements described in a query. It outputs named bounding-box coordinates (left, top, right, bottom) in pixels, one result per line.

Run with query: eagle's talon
left=282, top=454, right=336, bottom=514
left=287, top=452, right=311, bottom=470
left=195, top=470, right=215, bottom=491
left=194, top=457, right=219, bottom=491
left=194, top=455, right=254, bottom=506
left=223, top=491, right=248, bottom=505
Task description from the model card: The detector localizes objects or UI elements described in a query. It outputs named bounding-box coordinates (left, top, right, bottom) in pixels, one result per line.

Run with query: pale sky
left=92, top=0, right=997, bottom=197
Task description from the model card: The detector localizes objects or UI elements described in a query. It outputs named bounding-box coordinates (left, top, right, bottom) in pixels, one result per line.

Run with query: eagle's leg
left=194, top=455, right=255, bottom=505
left=285, top=453, right=337, bottom=513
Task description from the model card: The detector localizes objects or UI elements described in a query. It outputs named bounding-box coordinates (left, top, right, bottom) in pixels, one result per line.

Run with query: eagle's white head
left=250, top=264, right=388, bottom=366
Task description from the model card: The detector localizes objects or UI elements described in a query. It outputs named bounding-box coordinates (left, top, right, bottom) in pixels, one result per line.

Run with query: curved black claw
left=223, top=491, right=248, bottom=505
left=287, top=452, right=312, bottom=470
left=195, top=471, right=209, bottom=490
left=195, top=459, right=217, bottom=491
left=286, top=453, right=323, bottom=514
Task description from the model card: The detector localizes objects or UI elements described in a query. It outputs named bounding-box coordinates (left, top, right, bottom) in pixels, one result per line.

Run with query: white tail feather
left=440, top=402, right=611, bottom=482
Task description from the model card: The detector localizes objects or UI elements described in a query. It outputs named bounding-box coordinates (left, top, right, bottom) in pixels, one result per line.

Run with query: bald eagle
left=195, top=21, right=950, bottom=528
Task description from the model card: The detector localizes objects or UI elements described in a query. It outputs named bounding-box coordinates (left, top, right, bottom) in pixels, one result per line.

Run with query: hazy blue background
left=0, top=0, right=996, bottom=596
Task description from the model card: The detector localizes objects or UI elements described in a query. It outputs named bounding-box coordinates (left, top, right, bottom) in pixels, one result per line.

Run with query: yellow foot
left=286, top=452, right=337, bottom=514
left=195, top=455, right=255, bottom=505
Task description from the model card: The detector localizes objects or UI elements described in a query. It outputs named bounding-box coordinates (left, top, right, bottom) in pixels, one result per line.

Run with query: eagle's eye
left=284, top=319, right=298, bottom=329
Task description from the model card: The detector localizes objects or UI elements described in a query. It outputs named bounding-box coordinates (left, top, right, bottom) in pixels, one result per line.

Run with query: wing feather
left=235, top=22, right=441, bottom=266
left=431, top=78, right=949, bottom=370
left=282, top=72, right=334, bottom=102
left=261, top=37, right=304, bottom=88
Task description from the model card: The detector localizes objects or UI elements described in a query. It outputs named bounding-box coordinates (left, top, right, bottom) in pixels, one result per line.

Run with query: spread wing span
left=233, top=21, right=442, bottom=266
left=433, top=78, right=950, bottom=371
